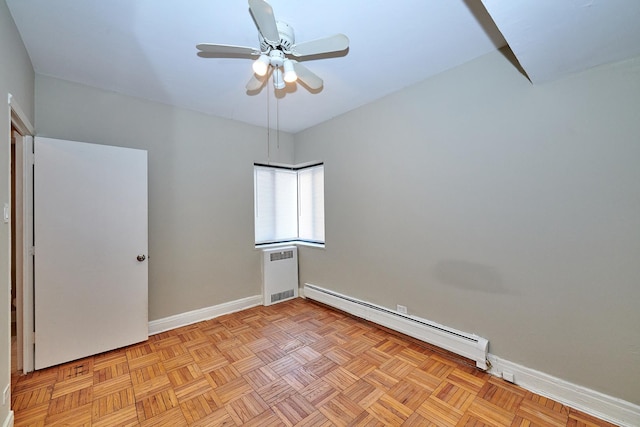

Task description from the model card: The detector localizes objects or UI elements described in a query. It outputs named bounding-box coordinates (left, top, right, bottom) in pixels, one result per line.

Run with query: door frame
left=8, top=94, right=35, bottom=373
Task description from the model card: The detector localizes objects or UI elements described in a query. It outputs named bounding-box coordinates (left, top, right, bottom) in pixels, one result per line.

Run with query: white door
left=34, top=137, right=148, bottom=370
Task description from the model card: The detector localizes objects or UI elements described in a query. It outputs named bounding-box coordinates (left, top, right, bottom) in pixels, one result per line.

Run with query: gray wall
left=35, top=75, right=294, bottom=320
left=0, top=1, right=35, bottom=423
left=294, top=50, right=640, bottom=404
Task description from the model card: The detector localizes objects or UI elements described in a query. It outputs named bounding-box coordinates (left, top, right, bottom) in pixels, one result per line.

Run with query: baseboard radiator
left=303, top=283, right=489, bottom=370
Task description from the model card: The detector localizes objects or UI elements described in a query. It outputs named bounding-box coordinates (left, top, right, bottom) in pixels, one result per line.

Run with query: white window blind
left=254, top=166, right=298, bottom=244
left=254, top=163, right=325, bottom=245
left=298, top=165, right=324, bottom=243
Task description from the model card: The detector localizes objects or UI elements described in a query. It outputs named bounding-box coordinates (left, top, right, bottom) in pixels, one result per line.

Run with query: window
left=254, top=163, right=324, bottom=246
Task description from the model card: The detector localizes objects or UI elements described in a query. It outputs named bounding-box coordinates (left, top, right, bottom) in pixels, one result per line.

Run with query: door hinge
left=32, top=331, right=36, bottom=344
left=29, top=246, right=35, bottom=256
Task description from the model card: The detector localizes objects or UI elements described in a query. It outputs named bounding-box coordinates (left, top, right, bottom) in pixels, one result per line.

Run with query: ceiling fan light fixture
left=273, top=67, right=285, bottom=89
left=283, top=59, right=297, bottom=83
left=197, top=0, right=350, bottom=93
left=252, top=54, right=270, bottom=76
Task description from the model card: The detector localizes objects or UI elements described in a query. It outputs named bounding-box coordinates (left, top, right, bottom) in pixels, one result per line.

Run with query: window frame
left=254, top=162, right=325, bottom=247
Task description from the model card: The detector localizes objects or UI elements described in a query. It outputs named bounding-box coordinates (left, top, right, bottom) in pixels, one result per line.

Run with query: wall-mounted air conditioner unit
left=262, top=246, right=298, bottom=306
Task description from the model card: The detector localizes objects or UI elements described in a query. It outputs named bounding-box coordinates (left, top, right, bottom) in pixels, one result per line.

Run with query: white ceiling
left=482, top=0, right=640, bottom=84
left=6, top=0, right=640, bottom=133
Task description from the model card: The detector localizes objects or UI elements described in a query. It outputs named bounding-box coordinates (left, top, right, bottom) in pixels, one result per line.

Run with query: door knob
left=137, top=254, right=146, bottom=262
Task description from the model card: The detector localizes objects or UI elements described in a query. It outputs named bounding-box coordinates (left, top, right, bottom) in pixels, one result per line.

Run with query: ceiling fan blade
left=196, top=43, right=260, bottom=56
left=248, top=0, right=280, bottom=45
left=292, top=62, right=323, bottom=90
left=290, top=34, right=349, bottom=57
left=246, top=68, right=272, bottom=91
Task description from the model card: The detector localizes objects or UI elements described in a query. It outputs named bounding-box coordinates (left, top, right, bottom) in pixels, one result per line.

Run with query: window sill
left=255, top=240, right=325, bottom=250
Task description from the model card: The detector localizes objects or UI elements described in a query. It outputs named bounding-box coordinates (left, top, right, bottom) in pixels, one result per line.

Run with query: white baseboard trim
left=2, top=410, right=14, bottom=427
left=148, top=295, right=262, bottom=335
left=488, top=355, right=640, bottom=427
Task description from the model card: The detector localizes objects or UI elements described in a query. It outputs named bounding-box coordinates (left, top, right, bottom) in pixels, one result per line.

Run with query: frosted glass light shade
left=252, top=55, right=270, bottom=76
left=283, top=59, right=297, bottom=83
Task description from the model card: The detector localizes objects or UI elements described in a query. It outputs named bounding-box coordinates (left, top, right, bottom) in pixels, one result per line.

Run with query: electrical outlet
left=396, top=304, right=408, bottom=314
left=502, top=371, right=515, bottom=383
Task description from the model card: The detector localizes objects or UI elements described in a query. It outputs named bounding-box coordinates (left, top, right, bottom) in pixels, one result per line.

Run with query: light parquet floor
left=11, top=298, right=617, bottom=426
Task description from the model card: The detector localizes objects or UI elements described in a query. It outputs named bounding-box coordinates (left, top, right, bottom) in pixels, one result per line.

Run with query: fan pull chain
left=266, top=72, right=271, bottom=165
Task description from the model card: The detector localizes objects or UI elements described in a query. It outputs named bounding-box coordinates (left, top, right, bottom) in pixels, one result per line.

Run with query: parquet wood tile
left=13, top=402, right=49, bottom=427
left=477, top=378, right=525, bottom=413
left=366, top=393, right=413, bottom=425
left=162, top=351, right=198, bottom=372
left=465, top=397, right=515, bottom=426
left=12, top=369, right=58, bottom=394
left=135, top=388, right=179, bottom=422
left=272, top=392, right=316, bottom=425
left=224, top=391, right=270, bottom=424
left=323, top=346, right=353, bottom=365
left=302, top=355, right=338, bottom=378
left=92, top=373, right=132, bottom=399
left=418, top=395, right=465, bottom=426
left=319, top=393, right=365, bottom=425
left=242, top=366, right=279, bottom=390
left=361, top=347, right=392, bottom=367
left=91, top=387, right=135, bottom=419
left=321, top=366, right=359, bottom=392
left=92, top=403, right=139, bottom=427
left=45, top=403, right=92, bottom=426
left=208, top=364, right=242, bottom=388
left=138, top=406, right=188, bottom=427
left=396, top=346, right=430, bottom=367
left=232, top=355, right=265, bottom=375
left=350, top=411, right=387, bottom=427
left=344, top=379, right=386, bottom=409
left=256, top=378, right=296, bottom=406
left=291, top=346, right=322, bottom=365
left=363, top=368, right=400, bottom=391
left=188, top=408, right=236, bottom=427
left=295, top=410, right=333, bottom=427
left=268, top=355, right=302, bottom=377
left=256, top=346, right=288, bottom=365
left=47, top=386, right=92, bottom=415
left=387, top=378, right=431, bottom=411
left=12, top=386, right=52, bottom=412
left=11, top=298, right=620, bottom=426
left=174, top=377, right=213, bottom=403
left=50, top=375, right=93, bottom=400
left=301, top=379, right=340, bottom=408
left=283, top=366, right=319, bottom=391
left=344, top=356, right=377, bottom=378
left=93, top=359, right=129, bottom=385
left=179, top=390, right=223, bottom=423
left=215, top=377, right=255, bottom=405
left=379, top=357, right=414, bottom=380
left=516, top=395, right=570, bottom=427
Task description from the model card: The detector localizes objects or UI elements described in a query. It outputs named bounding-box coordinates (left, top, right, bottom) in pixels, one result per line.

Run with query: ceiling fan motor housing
left=260, top=21, right=295, bottom=52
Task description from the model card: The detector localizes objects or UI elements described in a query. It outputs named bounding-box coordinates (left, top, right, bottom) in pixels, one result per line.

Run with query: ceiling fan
left=196, top=0, right=349, bottom=92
